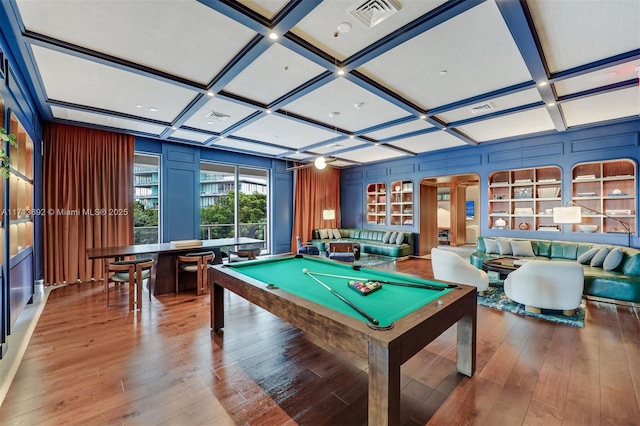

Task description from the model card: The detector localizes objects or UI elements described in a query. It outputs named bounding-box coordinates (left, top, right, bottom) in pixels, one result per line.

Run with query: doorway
left=418, top=173, right=480, bottom=255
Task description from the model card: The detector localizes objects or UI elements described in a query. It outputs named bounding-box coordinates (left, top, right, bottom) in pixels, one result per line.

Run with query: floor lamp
left=553, top=202, right=632, bottom=247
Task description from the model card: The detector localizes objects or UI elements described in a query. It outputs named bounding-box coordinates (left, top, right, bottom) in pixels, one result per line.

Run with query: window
left=200, top=162, right=268, bottom=251
left=133, top=153, right=160, bottom=244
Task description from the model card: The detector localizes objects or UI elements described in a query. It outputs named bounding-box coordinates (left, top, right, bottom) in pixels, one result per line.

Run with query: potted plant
left=0, top=127, right=18, bottom=178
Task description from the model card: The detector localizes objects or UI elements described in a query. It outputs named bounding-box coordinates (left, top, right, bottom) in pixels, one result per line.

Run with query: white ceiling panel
left=528, top=0, right=640, bottom=73
left=365, top=119, right=434, bottom=140
left=561, top=87, right=640, bottom=128
left=224, top=43, right=327, bottom=104
left=214, top=138, right=288, bottom=156
left=50, top=106, right=165, bottom=135
left=458, top=108, right=556, bottom=142
left=291, top=0, right=447, bottom=60
left=387, top=131, right=467, bottom=154
left=313, top=138, right=369, bottom=155
left=170, top=129, right=211, bottom=144
left=358, top=0, right=532, bottom=109
left=554, top=60, right=640, bottom=97
left=183, top=97, right=258, bottom=132
left=336, top=145, right=408, bottom=164
left=285, top=77, right=409, bottom=131
left=436, top=89, right=544, bottom=124
left=231, top=114, right=339, bottom=149
left=17, top=0, right=257, bottom=85
left=32, top=46, right=198, bottom=123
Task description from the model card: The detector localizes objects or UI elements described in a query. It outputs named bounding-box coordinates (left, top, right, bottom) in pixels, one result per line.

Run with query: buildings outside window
left=133, top=153, right=160, bottom=244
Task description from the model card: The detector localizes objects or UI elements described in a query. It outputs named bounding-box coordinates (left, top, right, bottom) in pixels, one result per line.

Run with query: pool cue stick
left=303, top=271, right=380, bottom=326
left=305, top=270, right=455, bottom=291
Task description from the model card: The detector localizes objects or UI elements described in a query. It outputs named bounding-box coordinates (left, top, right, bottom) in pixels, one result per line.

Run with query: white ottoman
left=504, top=261, right=584, bottom=316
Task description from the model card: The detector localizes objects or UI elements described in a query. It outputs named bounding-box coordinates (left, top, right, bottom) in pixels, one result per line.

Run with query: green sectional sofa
left=310, top=228, right=414, bottom=258
left=470, top=236, right=640, bottom=303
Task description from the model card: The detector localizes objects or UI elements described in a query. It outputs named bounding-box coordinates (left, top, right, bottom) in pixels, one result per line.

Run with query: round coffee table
left=481, top=257, right=521, bottom=280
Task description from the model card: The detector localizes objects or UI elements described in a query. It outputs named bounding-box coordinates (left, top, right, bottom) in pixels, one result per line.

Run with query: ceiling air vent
left=469, top=103, right=494, bottom=114
left=347, top=0, right=401, bottom=29
left=205, top=111, right=230, bottom=121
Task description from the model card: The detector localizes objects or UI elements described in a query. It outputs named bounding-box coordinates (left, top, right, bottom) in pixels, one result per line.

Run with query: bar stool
left=106, top=258, right=154, bottom=311
left=175, top=251, right=215, bottom=296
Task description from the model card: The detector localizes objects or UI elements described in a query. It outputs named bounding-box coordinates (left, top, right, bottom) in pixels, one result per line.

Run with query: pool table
left=211, top=255, right=477, bottom=425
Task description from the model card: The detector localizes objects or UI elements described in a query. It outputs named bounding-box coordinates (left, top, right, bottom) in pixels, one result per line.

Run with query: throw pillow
left=382, top=231, right=391, bottom=244
left=603, top=248, right=624, bottom=271
left=484, top=238, right=499, bottom=254
left=318, top=229, right=329, bottom=239
left=590, top=247, right=610, bottom=267
left=577, top=247, right=600, bottom=265
left=496, top=238, right=513, bottom=255
left=395, top=232, right=404, bottom=245
left=388, top=232, right=397, bottom=245
left=332, top=228, right=341, bottom=239
left=511, top=240, right=535, bottom=257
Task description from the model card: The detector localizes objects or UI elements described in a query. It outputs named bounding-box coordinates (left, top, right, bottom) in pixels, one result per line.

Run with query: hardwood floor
left=1, top=258, right=639, bottom=425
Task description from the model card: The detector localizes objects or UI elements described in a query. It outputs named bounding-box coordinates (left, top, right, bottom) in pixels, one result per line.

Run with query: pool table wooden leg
left=211, top=283, right=225, bottom=331
left=368, top=342, right=401, bottom=425
left=456, top=302, right=477, bottom=377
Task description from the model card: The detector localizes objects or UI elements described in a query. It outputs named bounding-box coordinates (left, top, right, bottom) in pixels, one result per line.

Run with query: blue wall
left=341, top=119, right=640, bottom=249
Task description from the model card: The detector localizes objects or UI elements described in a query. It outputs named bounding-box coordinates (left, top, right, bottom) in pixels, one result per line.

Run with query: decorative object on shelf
left=519, top=222, right=530, bottom=230
left=514, top=188, right=532, bottom=199
left=0, top=127, right=18, bottom=178
left=537, top=187, right=560, bottom=198
left=578, top=224, right=598, bottom=233
left=495, top=218, right=507, bottom=227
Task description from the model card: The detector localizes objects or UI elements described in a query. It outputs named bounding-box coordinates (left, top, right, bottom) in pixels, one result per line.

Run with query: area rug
left=354, top=253, right=399, bottom=267
left=478, top=285, right=586, bottom=328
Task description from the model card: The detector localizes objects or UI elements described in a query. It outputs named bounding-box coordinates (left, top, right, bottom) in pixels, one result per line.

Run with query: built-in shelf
left=9, top=113, right=34, bottom=258
left=366, top=182, right=387, bottom=226
left=389, top=180, right=413, bottom=226
left=571, top=159, right=636, bottom=234
left=488, top=166, right=562, bottom=231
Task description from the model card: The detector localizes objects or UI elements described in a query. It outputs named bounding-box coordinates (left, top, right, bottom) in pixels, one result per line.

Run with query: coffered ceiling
left=2, top=0, right=639, bottom=168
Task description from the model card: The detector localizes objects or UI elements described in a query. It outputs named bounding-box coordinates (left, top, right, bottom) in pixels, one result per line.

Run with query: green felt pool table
left=211, top=255, right=477, bottom=425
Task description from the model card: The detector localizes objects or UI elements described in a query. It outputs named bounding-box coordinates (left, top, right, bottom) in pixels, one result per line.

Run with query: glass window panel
left=133, top=153, right=160, bottom=244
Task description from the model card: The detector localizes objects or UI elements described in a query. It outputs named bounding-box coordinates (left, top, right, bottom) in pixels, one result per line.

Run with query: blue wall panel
left=272, top=160, right=293, bottom=254
left=162, top=144, right=200, bottom=241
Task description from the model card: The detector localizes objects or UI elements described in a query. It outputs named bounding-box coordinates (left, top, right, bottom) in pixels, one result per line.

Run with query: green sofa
left=470, top=236, right=640, bottom=303
left=310, top=228, right=414, bottom=258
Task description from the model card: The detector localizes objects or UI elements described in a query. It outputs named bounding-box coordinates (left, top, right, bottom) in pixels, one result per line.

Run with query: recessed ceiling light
left=206, top=91, right=214, bottom=97
left=547, top=102, right=556, bottom=107
left=419, top=114, right=427, bottom=119
left=207, top=121, right=215, bottom=125
left=149, top=107, right=158, bottom=112
left=538, top=81, right=548, bottom=87
left=354, top=102, right=364, bottom=109
left=266, top=109, right=272, bottom=114
left=337, top=68, right=345, bottom=76
left=136, top=104, right=142, bottom=108
left=337, top=22, right=352, bottom=33
left=269, top=32, right=278, bottom=40
left=171, top=126, right=177, bottom=130
left=438, top=70, right=447, bottom=75
left=349, top=135, right=355, bottom=139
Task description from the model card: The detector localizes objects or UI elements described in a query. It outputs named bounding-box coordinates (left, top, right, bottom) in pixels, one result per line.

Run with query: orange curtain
left=291, top=166, right=341, bottom=251
left=43, top=123, right=134, bottom=285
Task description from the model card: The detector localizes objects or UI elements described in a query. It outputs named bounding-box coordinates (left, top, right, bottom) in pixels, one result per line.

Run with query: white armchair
left=431, top=248, right=489, bottom=293
left=504, top=261, right=584, bottom=316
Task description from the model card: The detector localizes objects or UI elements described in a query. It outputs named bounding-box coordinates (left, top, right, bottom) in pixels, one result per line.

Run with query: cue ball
left=302, top=268, right=308, bottom=273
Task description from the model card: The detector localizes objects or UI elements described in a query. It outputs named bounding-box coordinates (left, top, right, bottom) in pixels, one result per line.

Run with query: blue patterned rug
left=478, top=285, right=586, bottom=328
